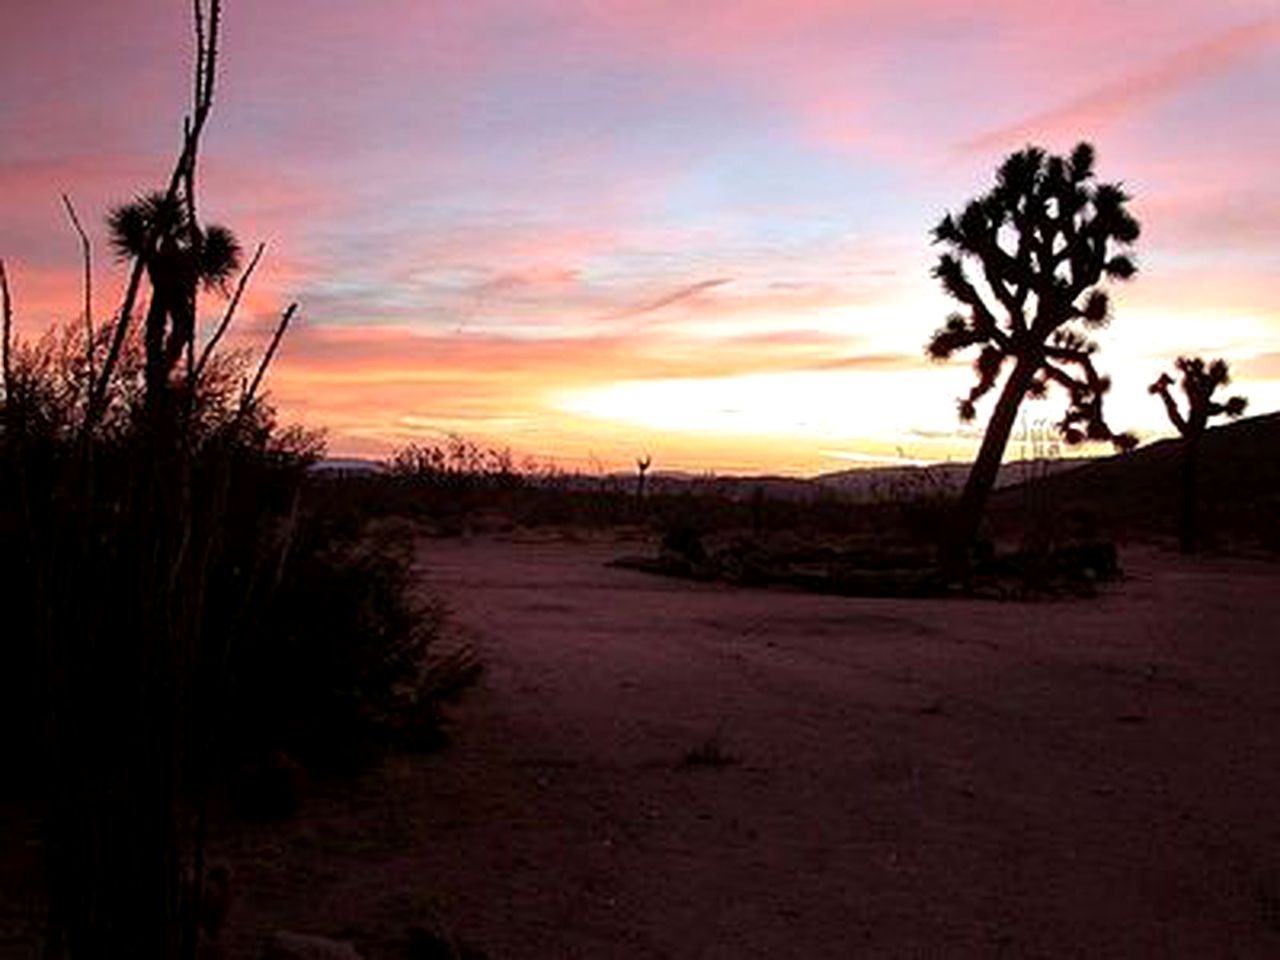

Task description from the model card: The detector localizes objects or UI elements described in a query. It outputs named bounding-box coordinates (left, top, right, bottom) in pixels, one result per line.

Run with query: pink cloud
left=964, top=16, right=1280, bottom=152
left=4, top=0, right=1277, bottom=470
left=600, top=278, right=734, bottom=323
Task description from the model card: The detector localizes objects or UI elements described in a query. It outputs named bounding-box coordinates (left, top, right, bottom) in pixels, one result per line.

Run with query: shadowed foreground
left=210, top=535, right=1279, bottom=957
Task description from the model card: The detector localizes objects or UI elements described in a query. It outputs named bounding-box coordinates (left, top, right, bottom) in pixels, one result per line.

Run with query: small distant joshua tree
left=1149, top=356, right=1247, bottom=553
left=927, top=142, right=1140, bottom=573
left=636, top=452, right=652, bottom=500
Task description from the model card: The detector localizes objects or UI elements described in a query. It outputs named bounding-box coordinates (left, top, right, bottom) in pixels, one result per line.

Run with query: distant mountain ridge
left=812, top=457, right=1089, bottom=500
left=312, top=412, right=1279, bottom=529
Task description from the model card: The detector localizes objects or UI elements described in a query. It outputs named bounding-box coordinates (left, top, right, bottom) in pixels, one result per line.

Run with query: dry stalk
left=1, top=258, right=12, bottom=400
left=240, top=302, right=298, bottom=416
left=85, top=0, right=223, bottom=436
left=60, top=194, right=95, bottom=390
left=195, top=240, right=265, bottom=381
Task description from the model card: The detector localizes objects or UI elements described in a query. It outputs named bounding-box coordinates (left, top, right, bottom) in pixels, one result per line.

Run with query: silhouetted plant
left=107, top=191, right=242, bottom=400
left=218, top=496, right=481, bottom=775
left=0, top=3, right=324, bottom=956
left=869, top=462, right=959, bottom=546
left=390, top=435, right=520, bottom=492
left=1016, top=414, right=1065, bottom=559
left=1, top=300, right=306, bottom=960
left=636, top=452, right=652, bottom=501
left=1149, top=356, right=1248, bottom=552
left=927, top=142, right=1139, bottom=575
left=0, top=155, right=469, bottom=960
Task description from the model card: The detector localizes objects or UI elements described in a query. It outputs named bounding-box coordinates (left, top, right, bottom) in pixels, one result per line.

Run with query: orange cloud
left=5, top=0, right=1277, bottom=474
left=256, top=322, right=923, bottom=464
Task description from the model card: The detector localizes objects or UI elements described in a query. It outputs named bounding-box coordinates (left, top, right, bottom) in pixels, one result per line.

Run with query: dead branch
left=194, top=241, right=265, bottom=381
left=1, top=258, right=12, bottom=401
left=61, top=193, right=95, bottom=387
left=240, top=302, right=297, bottom=415
left=84, top=0, right=224, bottom=434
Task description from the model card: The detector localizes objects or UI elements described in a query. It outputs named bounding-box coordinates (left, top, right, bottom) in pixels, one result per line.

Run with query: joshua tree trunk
left=1148, top=358, right=1246, bottom=555
left=946, top=354, right=1038, bottom=576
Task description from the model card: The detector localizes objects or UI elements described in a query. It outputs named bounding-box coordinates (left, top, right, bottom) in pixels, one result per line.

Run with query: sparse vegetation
left=0, top=4, right=470, bottom=955
left=1, top=2, right=1276, bottom=955
left=635, top=453, right=652, bottom=501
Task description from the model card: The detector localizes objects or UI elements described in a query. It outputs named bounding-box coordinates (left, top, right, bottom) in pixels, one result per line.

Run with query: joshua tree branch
left=1148, top=379, right=1185, bottom=435
left=1044, top=344, right=1091, bottom=363
left=1008, top=211, right=1035, bottom=317
left=1064, top=349, right=1105, bottom=387
left=950, top=272, right=999, bottom=328
left=943, top=269, right=1012, bottom=352
left=1039, top=360, right=1081, bottom=394
left=979, top=256, right=1023, bottom=329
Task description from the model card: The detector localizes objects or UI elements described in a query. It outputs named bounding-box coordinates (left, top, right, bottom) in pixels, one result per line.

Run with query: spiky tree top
left=1149, top=356, right=1247, bottom=438
left=107, top=191, right=242, bottom=296
left=107, top=190, right=242, bottom=390
left=927, top=142, right=1139, bottom=448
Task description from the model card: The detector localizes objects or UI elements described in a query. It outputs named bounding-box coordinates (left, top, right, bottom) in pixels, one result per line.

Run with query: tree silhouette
left=927, top=142, right=1139, bottom=572
left=1149, top=356, right=1247, bottom=553
left=636, top=452, right=652, bottom=500
left=107, top=191, right=242, bottom=400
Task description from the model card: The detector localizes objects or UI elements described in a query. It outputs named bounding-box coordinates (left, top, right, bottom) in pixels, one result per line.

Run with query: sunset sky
left=2, top=1, right=1277, bottom=474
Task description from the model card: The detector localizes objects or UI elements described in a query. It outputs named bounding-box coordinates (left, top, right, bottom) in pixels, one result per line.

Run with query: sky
left=2, top=0, right=1278, bottom=475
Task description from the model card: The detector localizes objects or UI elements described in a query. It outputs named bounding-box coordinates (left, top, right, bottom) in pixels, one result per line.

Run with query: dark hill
left=815, top=458, right=1087, bottom=501
left=986, top=411, right=1280, bottom=549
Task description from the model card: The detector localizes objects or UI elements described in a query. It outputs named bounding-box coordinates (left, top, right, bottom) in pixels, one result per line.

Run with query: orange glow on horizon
left=2, top=2, right=1277, bottom=474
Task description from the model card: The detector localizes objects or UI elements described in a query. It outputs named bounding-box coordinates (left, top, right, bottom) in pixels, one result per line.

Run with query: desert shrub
left=0, top=320, right=469, bottom=775
left=0, top=4, right=478, bottom=954
left=226, top=508, right=475, bottom=774
left=0, top=313, right=307, bottom=954
left=1, top=315, right=473, bottom=955
left=866, top=465, right=958, bottom=551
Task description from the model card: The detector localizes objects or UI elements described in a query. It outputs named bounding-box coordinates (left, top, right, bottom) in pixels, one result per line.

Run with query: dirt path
left=219, top=535, right=1280, bottom=958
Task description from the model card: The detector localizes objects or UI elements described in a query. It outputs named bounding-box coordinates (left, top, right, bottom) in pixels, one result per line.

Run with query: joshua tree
left=107, top=191, right=242, bottom=399
left=636, top=452, right=652, bottom=500
left=926, top=142, right=1139, bottom=573
left=1149, top=356, right=1247, bottom=553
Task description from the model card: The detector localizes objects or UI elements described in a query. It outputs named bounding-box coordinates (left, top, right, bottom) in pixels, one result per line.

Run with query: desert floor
left=212, top=535, right=1278, bottom=956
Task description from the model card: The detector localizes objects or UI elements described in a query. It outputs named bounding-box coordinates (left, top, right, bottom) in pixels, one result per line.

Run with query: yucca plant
left=106, top=190, right=243, bottom=398
left=0, top=3, right=302, bottom=956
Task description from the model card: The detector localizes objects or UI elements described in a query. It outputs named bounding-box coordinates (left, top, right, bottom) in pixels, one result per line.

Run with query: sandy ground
left=197, top=535, right=1280, bottom=956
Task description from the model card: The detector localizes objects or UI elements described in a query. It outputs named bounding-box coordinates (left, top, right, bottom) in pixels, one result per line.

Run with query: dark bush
left=0, top=4, right=481, bottom=954
left=227, top=510, right=473, bottom=774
